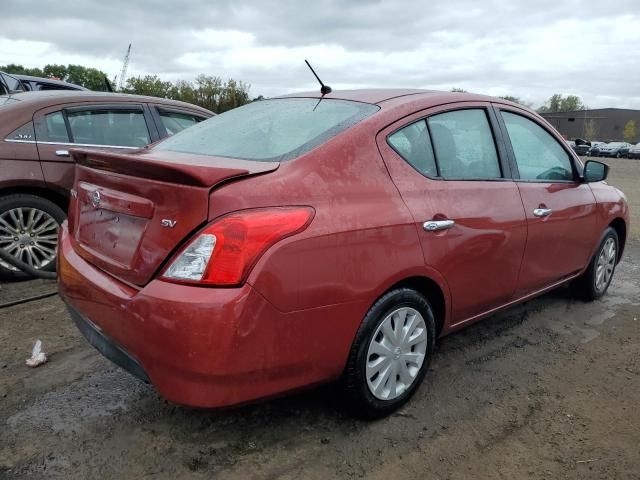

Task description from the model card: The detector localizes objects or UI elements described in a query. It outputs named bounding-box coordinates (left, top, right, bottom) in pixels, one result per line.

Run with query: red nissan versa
left=58, top=90, right=629, bottom=418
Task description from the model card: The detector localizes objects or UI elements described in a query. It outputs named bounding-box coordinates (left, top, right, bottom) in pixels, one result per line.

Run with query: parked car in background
left=596, top=142, right=632, bottom=158
left=573, top=138, right=591, bottom=156
left=628, top=143, right=640, bottom=159
left=0, top=71, right=87, bottom=95
left=57, top=89, right=628, bottom=418
left=588, top=141, right=605, bottom=156
left=0, top=91, right=213, bottom=279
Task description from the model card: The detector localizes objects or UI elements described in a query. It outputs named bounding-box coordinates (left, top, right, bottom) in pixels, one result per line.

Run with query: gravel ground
left=0, top=243, right=638, bottom=480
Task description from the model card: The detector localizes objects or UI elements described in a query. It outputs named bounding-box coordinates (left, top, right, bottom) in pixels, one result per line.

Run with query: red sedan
left=58, top=90, right=629, bottom=418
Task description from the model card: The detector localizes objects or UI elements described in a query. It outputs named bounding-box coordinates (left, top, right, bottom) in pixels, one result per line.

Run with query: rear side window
left=501, top=111, right=574, bottom=181
left=388, top=120, right=437, bottom=177
left=66, top=109, right=150, bottom=147
left=388, top=108, right=501, bottom=180
left=158, top=110, right=203, bottom=136
left=5, top=122, right=35, bottom=141
left=155, top=98, right=379, bottom=162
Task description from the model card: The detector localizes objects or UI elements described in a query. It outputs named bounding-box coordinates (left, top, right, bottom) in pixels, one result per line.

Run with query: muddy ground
left=0, top=158, right=639, bottom=480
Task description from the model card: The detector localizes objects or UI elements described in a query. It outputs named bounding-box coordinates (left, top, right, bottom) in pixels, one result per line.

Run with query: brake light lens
left=162, top=207, right=314, bottom=286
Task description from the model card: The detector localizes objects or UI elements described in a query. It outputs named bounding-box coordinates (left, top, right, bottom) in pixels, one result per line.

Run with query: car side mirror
left=583, top=160, right=609, bottom=183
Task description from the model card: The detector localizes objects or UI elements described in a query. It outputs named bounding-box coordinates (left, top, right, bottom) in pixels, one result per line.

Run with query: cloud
left=1, top=0, right=639, bottom=107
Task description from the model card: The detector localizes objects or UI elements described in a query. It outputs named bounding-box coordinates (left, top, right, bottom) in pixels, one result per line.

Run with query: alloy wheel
left=366, top=307, right=428, bottom=400
left=594, top=237, right=616, bottom=293
left=0, top=207, right=59, bottom=271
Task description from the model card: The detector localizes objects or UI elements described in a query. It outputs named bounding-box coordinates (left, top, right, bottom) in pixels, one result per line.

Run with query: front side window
left=501, top=111, right=574, bottom=181
left=155, top=98, right=379, bottom=162
left=158, top=110, right=203, bottom=136
left=66, top=109, right=150, bottom=147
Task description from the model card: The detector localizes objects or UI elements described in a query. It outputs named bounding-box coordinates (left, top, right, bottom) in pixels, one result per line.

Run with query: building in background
left=541, top=108, right=640, bottom=142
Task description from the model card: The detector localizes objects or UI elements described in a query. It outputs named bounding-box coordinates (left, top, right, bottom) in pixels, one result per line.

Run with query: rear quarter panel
left=0, top=141, right=45, bottom=190
left=206, top=118, right=450, bottom=315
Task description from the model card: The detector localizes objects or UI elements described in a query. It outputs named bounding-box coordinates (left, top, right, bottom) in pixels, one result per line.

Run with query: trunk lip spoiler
left=70, top=148, right=280, bottom=188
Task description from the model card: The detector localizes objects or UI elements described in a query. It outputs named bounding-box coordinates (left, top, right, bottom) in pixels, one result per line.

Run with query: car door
left=33, top=103, right=158, bottom=192
left=494, top=105, right=597, bottom=297
left=378, top=102, right=528, bottom=324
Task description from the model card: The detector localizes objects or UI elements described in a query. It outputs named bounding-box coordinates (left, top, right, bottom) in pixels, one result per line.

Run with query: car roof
left=0, top=90, right=213, bottom=115
left=276, top=88, right=508, bottom=107
left=12, top=74, right=89, bottom=90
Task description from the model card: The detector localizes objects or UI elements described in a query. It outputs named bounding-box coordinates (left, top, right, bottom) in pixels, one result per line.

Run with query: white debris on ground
left=25, top=340, right=47, bottom=367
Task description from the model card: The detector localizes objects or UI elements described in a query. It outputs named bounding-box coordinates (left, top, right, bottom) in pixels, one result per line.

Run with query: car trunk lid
left=68, top=149, right=278, bottom=286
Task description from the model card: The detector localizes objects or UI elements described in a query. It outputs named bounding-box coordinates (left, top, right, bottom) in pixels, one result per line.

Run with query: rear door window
left=387, top=108, right=502, bottom=180
left=427, top=109, right=501, bottom=179
left=157, top=109, right=204, bottom=136
left=43, top=111, right=70, bottom=143
left=66, top=108, right=151, bottom=147
left=388, top=120, right=437, bottom=177
left=501, top=111, right=574, bottom=181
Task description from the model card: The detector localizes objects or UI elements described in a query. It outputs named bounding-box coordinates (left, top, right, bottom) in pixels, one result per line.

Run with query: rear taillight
left=161, top=207, right=314, bottom=286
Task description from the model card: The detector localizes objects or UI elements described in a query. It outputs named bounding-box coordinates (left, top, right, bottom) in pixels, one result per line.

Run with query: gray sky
left=1, top=0, right=639, bottom=108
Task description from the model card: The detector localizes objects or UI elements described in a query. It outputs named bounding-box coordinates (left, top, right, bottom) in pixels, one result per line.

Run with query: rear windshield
left=0, top=96, right=20, bottom=107
left=155, top=98, right=379, bottom=162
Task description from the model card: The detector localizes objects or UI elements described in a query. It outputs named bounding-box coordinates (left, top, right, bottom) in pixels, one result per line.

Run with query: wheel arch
left=0, top=186, right=69, bottom=213
left=380, top=275, right=448, bottom=337
left=609, top=217, right=626, bottom=262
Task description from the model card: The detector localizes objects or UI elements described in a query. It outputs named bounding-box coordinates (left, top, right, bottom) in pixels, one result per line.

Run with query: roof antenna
left=305, top=60, right=332, bottom=95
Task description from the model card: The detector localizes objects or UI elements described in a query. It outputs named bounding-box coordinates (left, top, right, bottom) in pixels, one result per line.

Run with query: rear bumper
left=58, top=224, right=362, bottom=408
left=67, top=303, right=150, bottom=383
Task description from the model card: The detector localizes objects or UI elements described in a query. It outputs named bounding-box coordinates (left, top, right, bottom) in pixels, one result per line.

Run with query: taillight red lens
left=162, top=207, right=314, bottom=286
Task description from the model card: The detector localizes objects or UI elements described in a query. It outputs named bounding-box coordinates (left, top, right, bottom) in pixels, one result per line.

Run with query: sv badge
left=161, top=219, right=177, bottom=228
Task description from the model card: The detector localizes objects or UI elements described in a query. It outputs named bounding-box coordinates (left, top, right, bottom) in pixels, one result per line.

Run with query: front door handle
left=55, top=150, right=70, bottom=157
left=533, top=208, right=552, bottom=218
left=423, top=219, right=455, bottom=232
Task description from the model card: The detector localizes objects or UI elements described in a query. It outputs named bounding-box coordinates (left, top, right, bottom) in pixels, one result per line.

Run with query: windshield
left=155, top=98, right=379, bottom=162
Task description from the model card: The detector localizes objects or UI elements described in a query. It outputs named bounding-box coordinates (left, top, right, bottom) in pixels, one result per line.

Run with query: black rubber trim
left=66, top=302, right=150, bottom=383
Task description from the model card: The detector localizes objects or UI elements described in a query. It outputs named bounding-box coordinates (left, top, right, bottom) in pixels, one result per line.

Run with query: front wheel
left=0, top=194, right=66, bottom=281
left=341, top=288, right=435, bottom=419
left=573, top=227, right=619, bottom=301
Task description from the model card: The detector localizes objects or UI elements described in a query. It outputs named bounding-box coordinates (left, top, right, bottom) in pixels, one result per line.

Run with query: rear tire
left=572, top=227, right=619, bottom=301
left=0, top=194, right=66, bottom=281
left=341, top=288, right=435, bottom=419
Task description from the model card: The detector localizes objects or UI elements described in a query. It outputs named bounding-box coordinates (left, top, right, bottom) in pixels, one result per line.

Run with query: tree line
left=0, top=64, right=251, bottom=113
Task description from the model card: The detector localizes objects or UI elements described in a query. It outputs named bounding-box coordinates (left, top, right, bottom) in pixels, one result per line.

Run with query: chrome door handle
left=423, top=219, right=455, bottom=232
left=55, top=150, right=70, bottom=157
left=533, top=208, right=552, bottom=217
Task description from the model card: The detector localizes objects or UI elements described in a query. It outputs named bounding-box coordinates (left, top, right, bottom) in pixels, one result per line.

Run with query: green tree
left=498, top=95, right=532, bottom=107
left=0, top=63, right=110, bottom=90
left=451, top=87, right=467, bottom=93
left=623, top=120, right=637, bottom=143
left=538, top=94, right=584, bottom=113
left=43, top=64, right=68, bottom=80
left=124, top=75, right=173, bottom=98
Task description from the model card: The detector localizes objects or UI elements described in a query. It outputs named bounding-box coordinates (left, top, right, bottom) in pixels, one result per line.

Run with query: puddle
left=7, top=370, right=149, bottom=433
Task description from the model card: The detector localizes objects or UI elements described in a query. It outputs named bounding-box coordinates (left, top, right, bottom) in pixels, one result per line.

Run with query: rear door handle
left=533, top=208, right=552, bottom=217
left=55, top=150, right=70, bottom=157
left=423, top=219, right=455, bottom=232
